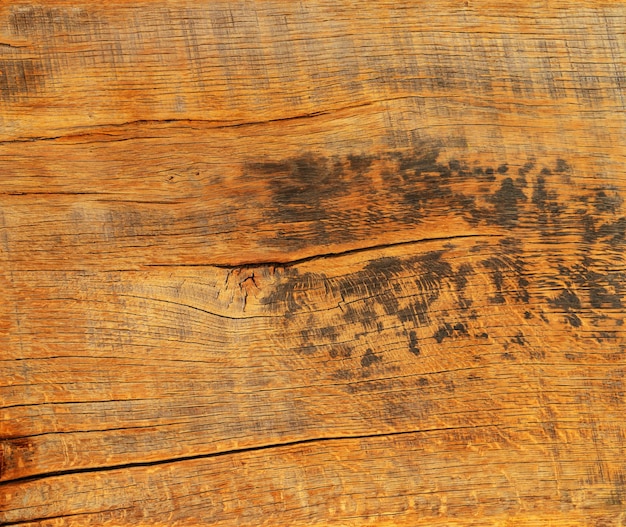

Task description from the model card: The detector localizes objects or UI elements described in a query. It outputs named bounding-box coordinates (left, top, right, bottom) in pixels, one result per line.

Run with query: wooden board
left=1, top=1, right=625, bottom=525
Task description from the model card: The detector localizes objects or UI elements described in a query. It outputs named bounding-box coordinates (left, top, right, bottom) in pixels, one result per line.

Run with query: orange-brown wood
left=1, top=1, right=625, bottom=525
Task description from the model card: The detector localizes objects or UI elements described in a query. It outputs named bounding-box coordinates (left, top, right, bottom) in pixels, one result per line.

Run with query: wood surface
left=1, top=0, right=625, bottom=525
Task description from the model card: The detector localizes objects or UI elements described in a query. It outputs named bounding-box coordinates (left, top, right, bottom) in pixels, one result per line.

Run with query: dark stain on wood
left=433, top=322, right=468, bottom=344
left=0, top=437, right=33, bottom=482
left=408, top=330, right=420, bottom=356
left=2, top=3, right=626, bottom=524
left=249, top=148, right=622, bottom=246
left=487, top=177, right=527, bottom=226
left=361, top=348, right=382, bottom=368
left=244, top=148, right=622, bottom=268
left=8, top=5, right=94, bottom=37
left=253, top=148, right=625, bottom=373
left=512, top=331, right=527, bottom=346
left=0, top=58, right=44, bottom=100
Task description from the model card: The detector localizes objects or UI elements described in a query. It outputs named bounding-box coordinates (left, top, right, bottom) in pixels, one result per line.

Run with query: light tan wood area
left=1, top=1, right=625, bottom=525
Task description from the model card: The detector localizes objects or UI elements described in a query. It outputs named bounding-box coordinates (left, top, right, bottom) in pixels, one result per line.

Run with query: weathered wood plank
left=1, top=141, right=625, bottom=269
left=1, top=0, right=625, bottom=525
left=2, top=236, right=624, bottom=504
left=1, top=1, right=625, bottom=268
left=3, top=428, right=626, bottom=526
left=1, top=1, right=624, bottom=141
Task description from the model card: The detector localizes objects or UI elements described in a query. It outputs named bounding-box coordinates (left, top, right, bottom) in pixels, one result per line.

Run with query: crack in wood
left=145, top=234, right=502, bottom=270
left=0, top=96, right=417, bottom=145
left=1, top=509, right=130, bottom=527
left=0, top=424, right=496, bottom=488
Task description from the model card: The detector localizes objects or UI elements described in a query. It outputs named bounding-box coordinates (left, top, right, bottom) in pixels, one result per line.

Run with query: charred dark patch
left=532, top=175, right=550, bottom=210
left=433, top=322, right=468, bottom=344
left=361, top=348, right=382, bottom=368
left=589, top=216, right=626, bottom=249
left=444, top=379, right=456, bottom=392
left=548, top=288, right=584, bottom=327
left=488, top=177, right=527, bottom=226
left=512, top=331, right=527, bottom=346
left=251, top=146, right=626, bottom=262
left=319, top=326, right=338, bottom=342
left=454, top=263, right=473, bottom=292
left=251, top=146, right=550, bottom=248
left=258, top=154, right=351, bottom=242
left=333, top=368, right=352, bottom=381
left=328, top=343, right=353, bottom=360
left=299, top=343, right=318, bottom=355
left=343, top=251, right=454, bottom=326
left=595, top=331, right=618, bottom=344
left=555, top=159, right=571, bottom=173
left=566, top=313, right=582, bottom=327
left=556, top=261, right=624, bottom=317
left=594, top=189, right=623, bottom=214
left=480, top=239, right=529, bottom=305
left=362, top=256, right=405, bottom=279
left=589, top=284, right=623, bottom=309
left=408, top=330, right=420, bottom=356
left=397, top=299, right=429, bottom=325
left=550, top=289, right=581, bottom=311
left=253, top=149, right=625, bottom=376
left=379, top=290, right=401, bottom=316
left=531, top=171, right=567, bottom=236
left=347, top=154, right=375, bottom=174
left=454, top=262, right=475, bottom=310
left=479, top=167, right=497, bottom=182
left=482, top=257, right=506, bottom=304
left=453, top=322, right=468, bottom=334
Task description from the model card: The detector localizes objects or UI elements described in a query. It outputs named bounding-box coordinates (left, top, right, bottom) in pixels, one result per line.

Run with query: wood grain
left=1, top=0, right=625, bottom=525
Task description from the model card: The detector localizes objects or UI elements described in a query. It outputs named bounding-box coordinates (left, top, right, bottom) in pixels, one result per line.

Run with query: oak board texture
left=1, top=1, right=625, bottom=525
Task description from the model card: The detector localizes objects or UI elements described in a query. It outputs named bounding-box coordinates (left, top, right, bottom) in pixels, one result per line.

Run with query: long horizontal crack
left=0, top=41, right=29, bottom=49
left=2, top=509, right=130, bottom=527
left=146, top=234, right=502, bottom=270
left=2, top=191, right=180, bottom=204
left=0, top=96, right=416, bottom=145
left=0, top=424, right=495, bottom=488
left=115, top=293, right=276, bottom=320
